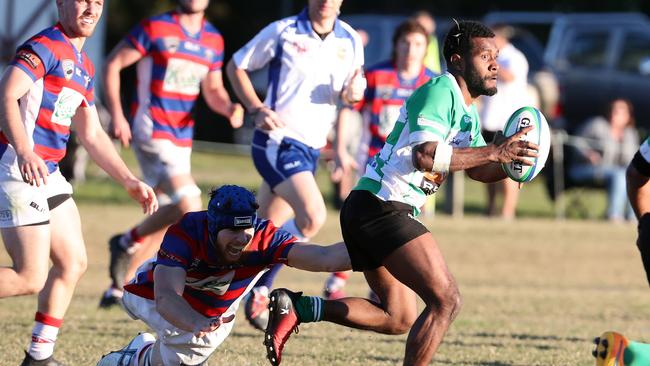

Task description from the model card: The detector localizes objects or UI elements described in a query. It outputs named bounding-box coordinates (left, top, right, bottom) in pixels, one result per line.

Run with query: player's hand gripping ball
left=501, top=106, right=551, bottom=183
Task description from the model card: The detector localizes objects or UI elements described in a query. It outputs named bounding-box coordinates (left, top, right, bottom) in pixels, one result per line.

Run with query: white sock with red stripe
left=121, top=228, right=145, bottom=254
left=28, top=312, right=62, bottom=360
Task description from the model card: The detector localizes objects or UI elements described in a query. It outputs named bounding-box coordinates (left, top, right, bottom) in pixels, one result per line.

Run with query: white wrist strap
left=432, top=143, right=453, bottom=174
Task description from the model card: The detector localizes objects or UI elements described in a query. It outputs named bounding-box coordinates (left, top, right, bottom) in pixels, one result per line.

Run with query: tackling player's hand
left=491, top=126, right=539, bottom=165
left=124, top=178, right=158, bottom=215
left=254, top=106, right=284, bottom=131
left=17, top=150, right=49, bottom=186
left=111, top=113, right=132, bottom=148
left=194, top=314, right=235, bottom=338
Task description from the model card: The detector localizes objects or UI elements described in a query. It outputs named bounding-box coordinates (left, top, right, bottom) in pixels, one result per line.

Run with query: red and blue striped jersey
left=125, top=212, right=297, bottom=317
left=359, top=61, right=435, bottom=159
left=126, top=11, right=224, bottom=147
left=1, top=23, right=95, bottom=173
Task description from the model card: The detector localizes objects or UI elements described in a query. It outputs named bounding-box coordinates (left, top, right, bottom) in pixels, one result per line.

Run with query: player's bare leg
left=501, top=179, right=520, bottom=219
left=256, top=181, right=294, bottom=226
left=273, top=171, right=326, bottom=240
left=40, top=198, right=87, bottom=318
left=136, top=175, right=202, bottom=236
left=323, top=266, right=418, bottom=334
left=325, top=233, right=460, bottom=365
left=0, top=226, right=50, bottom=297
left=20, top=198, right=86, bottom=363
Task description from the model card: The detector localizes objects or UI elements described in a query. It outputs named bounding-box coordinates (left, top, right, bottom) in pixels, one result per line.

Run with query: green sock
left=624, top=340, right=650, bottom=365
left=294, top=296, right=323, bottom=323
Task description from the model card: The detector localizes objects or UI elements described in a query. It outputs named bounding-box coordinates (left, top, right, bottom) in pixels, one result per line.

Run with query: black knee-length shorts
left=340, top=190, right=429, bottom=271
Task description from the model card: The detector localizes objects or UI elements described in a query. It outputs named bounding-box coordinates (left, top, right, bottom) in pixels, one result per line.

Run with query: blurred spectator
left=411, top=10, right=442, bottom=74
left=323, top=19, right=436, bottom=300
left=570, top=98, right=639, bottom=221
left=480, top=24, right=531, bottom=219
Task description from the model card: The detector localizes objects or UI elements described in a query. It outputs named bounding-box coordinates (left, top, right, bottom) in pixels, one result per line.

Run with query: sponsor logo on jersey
left=184, top=41, right=200, bottom=52
left=16, top=50, right=41, bottom=69
left=158, top=248, right=186, bottom=264
left=61, top=59, right=74, bottom=81
left=186, top=271, right=235, bottom=296
left=162, top=37, right=180, bottom=53
left=337, top=45, right=347, bottom=60
left=289, top=41, right=308, bottom=55
left=449, top=131, right=472, bottom=147
left=162, top=58, right=209, bottom=95
left=376, top=86, right=394, bottom=99
left=52, top=87, right=83, bottom=124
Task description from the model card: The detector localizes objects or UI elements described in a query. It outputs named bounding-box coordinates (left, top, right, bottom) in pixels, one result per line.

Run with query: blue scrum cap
left=207, top=185, right=258, bottom=235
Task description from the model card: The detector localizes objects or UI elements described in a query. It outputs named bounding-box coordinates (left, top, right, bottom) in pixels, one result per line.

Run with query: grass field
left=1, top=150, right=648, bottom=365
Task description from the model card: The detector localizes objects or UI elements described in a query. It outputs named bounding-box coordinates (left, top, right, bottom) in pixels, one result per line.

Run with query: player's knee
left=437, top=284, right=462, bottom=321
left=176, top=194, right=202, bottom=215
left=57, top=254, right=88, bottom=282
left=20, top=271, right=48, bottom=295
left=297, top=207, right=326, bottom=238
left=387, top=311, right=417, bottom=335
left=168, top=185, right=202, bottom=214
left=422, top=281, right=462, bottom=321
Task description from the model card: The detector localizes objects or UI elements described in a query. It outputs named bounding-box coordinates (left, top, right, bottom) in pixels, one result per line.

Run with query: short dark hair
left=443, top=20, right=495, bottom=67
left=606, top=98, right=635, bottom=127
left=391, top=19, right=430, bottom=63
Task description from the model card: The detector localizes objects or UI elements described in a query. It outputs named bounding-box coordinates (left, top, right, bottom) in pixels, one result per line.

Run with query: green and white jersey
left=355, top=72, right=486, bottom=214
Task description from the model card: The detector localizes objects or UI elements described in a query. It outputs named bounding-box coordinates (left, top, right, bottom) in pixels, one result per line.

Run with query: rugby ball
left=501, top=106, right=551, bottom=183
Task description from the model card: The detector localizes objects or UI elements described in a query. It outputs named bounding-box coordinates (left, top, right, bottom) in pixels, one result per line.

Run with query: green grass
left=0, top=149, right=641, bottom=365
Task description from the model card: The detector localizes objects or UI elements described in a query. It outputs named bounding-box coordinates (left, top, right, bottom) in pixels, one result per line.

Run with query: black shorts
left=340, top=190, right=429, bottom=271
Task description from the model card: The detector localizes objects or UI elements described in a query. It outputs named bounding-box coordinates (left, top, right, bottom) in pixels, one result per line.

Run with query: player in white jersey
left=263, top=20, right=539, bottom=366
left=226, top=0, right=365, bottom=330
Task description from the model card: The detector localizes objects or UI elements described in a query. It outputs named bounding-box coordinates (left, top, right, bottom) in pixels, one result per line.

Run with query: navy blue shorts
left=251, top=130, right=320, bottom=189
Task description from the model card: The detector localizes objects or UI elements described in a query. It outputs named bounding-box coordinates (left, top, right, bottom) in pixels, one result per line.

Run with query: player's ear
left=450, top=53, right=463, bottom=73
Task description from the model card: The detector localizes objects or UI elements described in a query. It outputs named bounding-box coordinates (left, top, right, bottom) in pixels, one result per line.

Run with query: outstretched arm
left=287, top=242, right=351, bottom=272
left=201, top=70, right=243, bottom=128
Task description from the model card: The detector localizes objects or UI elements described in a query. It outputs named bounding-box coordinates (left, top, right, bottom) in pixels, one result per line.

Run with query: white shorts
left=133, top=139, right=192, bottom=189
left=0, top=164, right=73, bottom=228
left=122, top=291, right=235, bottom=366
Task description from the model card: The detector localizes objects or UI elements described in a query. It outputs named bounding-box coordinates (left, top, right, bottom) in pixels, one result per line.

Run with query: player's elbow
left=412, top=143, right=433, bottom=172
